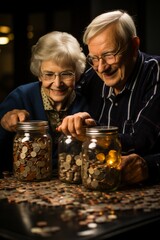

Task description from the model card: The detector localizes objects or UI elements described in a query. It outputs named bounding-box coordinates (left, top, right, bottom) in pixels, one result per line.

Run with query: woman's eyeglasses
left=40, top=71, right=75, bottom=83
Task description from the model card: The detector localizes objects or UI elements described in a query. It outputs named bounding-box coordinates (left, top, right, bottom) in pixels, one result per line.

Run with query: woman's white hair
left=30, top=31, right=86, bottom=81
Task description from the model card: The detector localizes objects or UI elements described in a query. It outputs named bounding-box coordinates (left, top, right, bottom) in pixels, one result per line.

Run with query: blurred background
left=0, top=0, right=160, bottom=101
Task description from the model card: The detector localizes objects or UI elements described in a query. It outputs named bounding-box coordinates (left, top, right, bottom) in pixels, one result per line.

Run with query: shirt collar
left=102, top=51, right=143, bottom=98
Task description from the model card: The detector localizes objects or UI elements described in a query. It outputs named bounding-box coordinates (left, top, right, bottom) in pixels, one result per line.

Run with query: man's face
left=87, top=24, right=137, bottom=95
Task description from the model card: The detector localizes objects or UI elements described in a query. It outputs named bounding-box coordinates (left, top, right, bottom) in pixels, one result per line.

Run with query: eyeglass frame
left=86, top=45, right=125, bottom=67
left=40, top=70, right=75, bottom=83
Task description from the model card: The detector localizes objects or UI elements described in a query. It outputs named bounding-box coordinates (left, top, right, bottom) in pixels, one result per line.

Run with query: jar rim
left=86, top=126, right=118, bottom=135
left=16, top=120, right=49, bottom=130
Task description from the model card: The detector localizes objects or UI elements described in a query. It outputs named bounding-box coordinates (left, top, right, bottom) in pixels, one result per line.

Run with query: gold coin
left=96, top=153, right=105, bottom=161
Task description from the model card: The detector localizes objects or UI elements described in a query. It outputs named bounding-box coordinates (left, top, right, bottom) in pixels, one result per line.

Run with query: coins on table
left=1, top=176, right=160, bottom=231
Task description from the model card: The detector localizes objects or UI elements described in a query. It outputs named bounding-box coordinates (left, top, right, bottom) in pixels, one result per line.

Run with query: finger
left=72, top=115, right=86, bottom=135
left=18, top=111, right=30, bottom=122
left=58, top=116, right=74, bottom=135
left=85, top=118, right=96, bottom=126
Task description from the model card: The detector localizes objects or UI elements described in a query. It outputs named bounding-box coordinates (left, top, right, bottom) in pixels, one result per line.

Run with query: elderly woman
left=0, top=31, right=87, bottom=173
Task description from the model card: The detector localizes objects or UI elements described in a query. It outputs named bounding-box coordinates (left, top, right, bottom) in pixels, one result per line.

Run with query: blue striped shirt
left=78, top=51, right=160, bottom=157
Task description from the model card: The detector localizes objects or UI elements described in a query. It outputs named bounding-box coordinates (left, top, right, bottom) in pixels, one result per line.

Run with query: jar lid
left=86, top=126, right=118, bottom=135
left=16, top=120, right=49, bottom=130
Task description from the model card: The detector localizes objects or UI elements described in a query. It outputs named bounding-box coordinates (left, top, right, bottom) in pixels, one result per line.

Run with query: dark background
left=0, top=0, right=160, bottom=101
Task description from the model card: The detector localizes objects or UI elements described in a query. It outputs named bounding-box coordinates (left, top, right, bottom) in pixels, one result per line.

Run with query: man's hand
left=57, top=112, right=96, bottom=137
left=0, top=109, right=30, bottom=132
left=120, top=153, right=149, bottom=185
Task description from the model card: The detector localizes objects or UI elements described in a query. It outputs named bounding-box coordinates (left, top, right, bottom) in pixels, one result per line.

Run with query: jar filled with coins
left=58, top=134, right=83, bottom=184
left=81, top=126, right=121, bottom=191
left=13, top=121, right=52, bottom=181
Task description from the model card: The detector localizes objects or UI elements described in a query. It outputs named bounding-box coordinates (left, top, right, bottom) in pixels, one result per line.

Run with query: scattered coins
left=1, top=176, right=160, bottom=232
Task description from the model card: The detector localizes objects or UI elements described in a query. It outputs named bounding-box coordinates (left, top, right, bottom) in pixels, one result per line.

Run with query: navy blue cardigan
left=0, top=81, right=88, bottom=173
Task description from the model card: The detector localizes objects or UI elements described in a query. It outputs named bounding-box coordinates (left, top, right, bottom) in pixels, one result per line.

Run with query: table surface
left=0, top=175, right=160, bottom=240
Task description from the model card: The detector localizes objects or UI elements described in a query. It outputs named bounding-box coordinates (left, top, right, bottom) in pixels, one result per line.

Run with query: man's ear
left=132, top=36, right=140, bottom=56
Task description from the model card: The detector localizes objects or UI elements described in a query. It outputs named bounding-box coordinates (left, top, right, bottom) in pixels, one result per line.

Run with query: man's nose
left=97, top=59, right=109, bottom=72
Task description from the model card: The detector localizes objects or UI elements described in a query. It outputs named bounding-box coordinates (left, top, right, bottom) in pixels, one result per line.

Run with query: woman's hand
left=0, top=109, right=30, bottom=132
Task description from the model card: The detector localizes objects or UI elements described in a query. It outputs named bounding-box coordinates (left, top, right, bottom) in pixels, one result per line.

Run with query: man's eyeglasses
left=86, top=47, right=121, bottom=67
left=40, top=71, right=75, bottom=83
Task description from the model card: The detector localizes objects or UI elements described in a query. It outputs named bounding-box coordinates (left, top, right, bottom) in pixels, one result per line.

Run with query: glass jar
left=58, top=134, right=83, bottom=184
left=13, top=120, right=52, bottom=181
left=81, top=126, right=121, bottom=191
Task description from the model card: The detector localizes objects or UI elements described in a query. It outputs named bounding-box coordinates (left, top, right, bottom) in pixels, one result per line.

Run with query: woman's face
left=39, top=60, right=76, bottom=109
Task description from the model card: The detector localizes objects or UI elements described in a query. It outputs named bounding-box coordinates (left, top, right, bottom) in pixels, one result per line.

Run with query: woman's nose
left=51, top=75, right=63, bottom=87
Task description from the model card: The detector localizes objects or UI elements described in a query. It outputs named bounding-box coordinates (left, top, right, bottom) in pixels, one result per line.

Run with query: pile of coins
left=13, top=136, right=52, bottom=181
left=58, top=152, right=82, bottom=183
left=58, top=135, right=83, bottom=184
left=81, top=126, right=122, bottom=191
left=81, top=149, right=121, bottom=191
